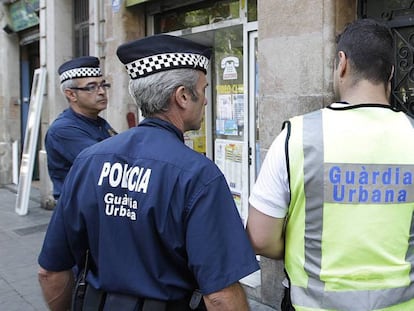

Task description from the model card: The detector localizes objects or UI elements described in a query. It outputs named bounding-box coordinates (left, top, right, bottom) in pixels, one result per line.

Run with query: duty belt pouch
left=142, top=299, right=167, bottom=311
left=82, top=286, right=106, bottom=311
left=189, top=290, right=203, bottom=310
left=71, top=250, right=90, bottom=311
left=104, top=293, right=142, bottom=310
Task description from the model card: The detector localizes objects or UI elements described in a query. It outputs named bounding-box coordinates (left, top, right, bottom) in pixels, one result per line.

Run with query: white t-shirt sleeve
left=249, top=128, right=290, bottom=218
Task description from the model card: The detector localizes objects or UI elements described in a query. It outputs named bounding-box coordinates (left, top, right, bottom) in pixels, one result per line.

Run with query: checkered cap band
left=125, top=53, right=209, bottom=79
left=60, top=67, right=102, bottom=83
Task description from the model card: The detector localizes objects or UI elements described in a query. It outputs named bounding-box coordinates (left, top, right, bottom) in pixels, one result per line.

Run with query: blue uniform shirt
left=45, top=108, right=117, bottom=199
left=39, top=118, right=259, bottom=300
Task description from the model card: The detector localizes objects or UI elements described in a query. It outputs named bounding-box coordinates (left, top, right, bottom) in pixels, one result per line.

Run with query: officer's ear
left=64, top=88, right=78, bottom=102
left=337, top=51, right=347, bottom=78
left=174, top=85, right=190, bottom=109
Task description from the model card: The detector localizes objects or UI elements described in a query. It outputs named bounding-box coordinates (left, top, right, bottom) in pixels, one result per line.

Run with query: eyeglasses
left=69, top=82, right=111, bottom=92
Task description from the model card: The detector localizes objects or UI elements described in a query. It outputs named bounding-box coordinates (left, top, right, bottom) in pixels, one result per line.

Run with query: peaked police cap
left=116, top=34, right=212, bottom=80
left=58, top=56, right=102, bottom=83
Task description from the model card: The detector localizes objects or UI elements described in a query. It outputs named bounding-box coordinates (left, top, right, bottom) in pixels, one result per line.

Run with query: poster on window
left=214, top=139, right=243, bottom=193
left=215, top=139, right=243, bottom=215
left=215, top=53, right=244, bottom=137
left=215, top=84, right=244, bottom=136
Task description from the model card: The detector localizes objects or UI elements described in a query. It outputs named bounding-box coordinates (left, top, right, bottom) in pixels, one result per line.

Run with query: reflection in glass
left=154, top=0, right=240, bottom=34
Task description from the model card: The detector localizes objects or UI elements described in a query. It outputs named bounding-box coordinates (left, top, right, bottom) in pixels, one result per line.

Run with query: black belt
left=81, top=285, right=203, bottom=311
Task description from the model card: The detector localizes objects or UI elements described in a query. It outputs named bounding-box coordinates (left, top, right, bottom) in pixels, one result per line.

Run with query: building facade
left=0, top=0, right=413, bottom=309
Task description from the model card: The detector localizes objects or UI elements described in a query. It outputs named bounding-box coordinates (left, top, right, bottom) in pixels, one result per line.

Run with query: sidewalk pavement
left=0, top=184, right=51, bottom=311
left=0, top=184, right=276, bottom=311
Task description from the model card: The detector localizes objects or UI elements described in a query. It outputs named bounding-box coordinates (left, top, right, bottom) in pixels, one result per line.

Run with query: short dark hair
left=336, top=18, right=394, bottom=86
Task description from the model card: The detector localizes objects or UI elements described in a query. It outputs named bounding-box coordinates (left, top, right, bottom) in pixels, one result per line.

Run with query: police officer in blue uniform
left=38, top=34, right=259, bottom=310
left=45, top=56, right=117, bottom=201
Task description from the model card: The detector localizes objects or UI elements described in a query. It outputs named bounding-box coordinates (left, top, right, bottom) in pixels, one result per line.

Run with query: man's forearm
left=203, top=282, right=250, bottom=311
left=38, top=267, right=74, bottom=311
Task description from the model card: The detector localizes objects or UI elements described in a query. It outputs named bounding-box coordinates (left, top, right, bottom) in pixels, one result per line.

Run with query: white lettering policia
left=98, top=162, right=152, bottom=221
left=326, top=164, right=414, bottom=204
left=98, top=162, right=152, bottom=192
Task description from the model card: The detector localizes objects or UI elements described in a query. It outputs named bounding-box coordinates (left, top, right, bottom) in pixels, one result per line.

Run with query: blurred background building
left=0, top=0, right=412, bottom=309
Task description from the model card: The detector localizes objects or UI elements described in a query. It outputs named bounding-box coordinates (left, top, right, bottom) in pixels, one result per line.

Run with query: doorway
left=20, top=40, right=40, bottom=179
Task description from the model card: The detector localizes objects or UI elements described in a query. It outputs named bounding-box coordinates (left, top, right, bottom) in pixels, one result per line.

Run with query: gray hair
left=60, top=79, right=78, bottom=102
left=128, top=68, right=199, bottom=118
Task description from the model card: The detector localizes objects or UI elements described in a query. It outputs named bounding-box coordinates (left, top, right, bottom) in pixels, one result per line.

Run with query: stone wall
left=0, top=4, right=20, bottom=186
left=103, top=3, right=146, bottom=133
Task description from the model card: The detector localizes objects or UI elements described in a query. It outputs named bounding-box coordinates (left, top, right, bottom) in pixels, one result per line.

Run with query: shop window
left=154, top=0, right=240, bottom=34
left=74, top=0, right=89, bottom=56
left=212, top=26, right=245, bottom=219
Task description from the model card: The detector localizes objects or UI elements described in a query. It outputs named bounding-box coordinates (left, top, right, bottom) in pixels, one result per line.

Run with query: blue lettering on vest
left=325, top=164, right=414, bottom=204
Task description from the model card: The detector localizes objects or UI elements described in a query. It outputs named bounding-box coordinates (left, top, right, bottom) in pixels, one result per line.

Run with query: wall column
left=38, top=0, right=72, bottom=207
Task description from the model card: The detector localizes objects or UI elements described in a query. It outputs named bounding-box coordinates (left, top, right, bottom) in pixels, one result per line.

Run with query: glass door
left=211, top=25, right=248, bottom=222
left=182, top=26, right=257, bottom=224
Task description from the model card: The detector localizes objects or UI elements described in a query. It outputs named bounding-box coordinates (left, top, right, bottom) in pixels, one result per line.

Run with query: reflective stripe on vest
left=285, top=106, right=414, bottom=311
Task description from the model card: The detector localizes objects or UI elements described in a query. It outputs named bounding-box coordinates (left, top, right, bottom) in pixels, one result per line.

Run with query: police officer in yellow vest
left=246, top=18, right=414, bottom=311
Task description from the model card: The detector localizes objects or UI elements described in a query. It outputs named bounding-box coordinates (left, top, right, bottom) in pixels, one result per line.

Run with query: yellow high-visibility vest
left=285, top=105, right=414, bottom=311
